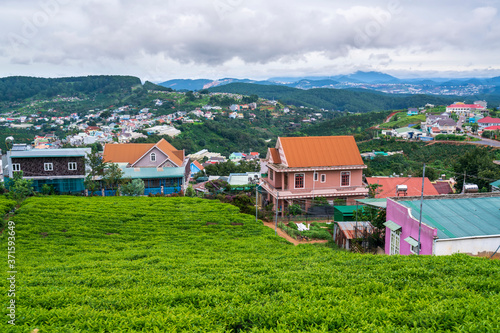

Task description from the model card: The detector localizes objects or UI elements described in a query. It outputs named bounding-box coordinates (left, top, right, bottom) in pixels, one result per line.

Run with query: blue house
left=190, top=160, right=204, bottom=178
left=407, top=108, right=419, bottom=116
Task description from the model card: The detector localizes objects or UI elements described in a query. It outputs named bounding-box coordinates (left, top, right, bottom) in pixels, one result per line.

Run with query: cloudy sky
left=1, top=0, right=500, bottom=81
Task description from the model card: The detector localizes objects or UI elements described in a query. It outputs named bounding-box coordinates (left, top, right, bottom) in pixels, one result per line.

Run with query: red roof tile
left=268, top=148, right=281, bottom=164
left=478, top=116, right=500, bottom=124
left=366, top=177, right=440, bottom=198
left=278, top=136, right=364, bottom=168
left=432, top=181, right=454, bottom=195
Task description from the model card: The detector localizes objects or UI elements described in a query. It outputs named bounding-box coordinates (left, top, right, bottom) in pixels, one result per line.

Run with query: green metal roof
left=395, top=127, right=423, bottom=134
left=333, top=206, right=363, bottom=214
left=121, top=167, right=185, bottom=179
left=355, top=198, right=387, bottom=209
left=399, top=197, right=500, bottom=239
left=384, top=220, right=402, bottom=231
left=490, top=179, right=500, bottom=188
left=404, top=236, right=419, bottom=247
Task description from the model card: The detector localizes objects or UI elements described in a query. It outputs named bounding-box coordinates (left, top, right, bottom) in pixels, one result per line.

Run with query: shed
left=334, top=221, right=374, bottom=250
left=333, top=205, right=365, bottom=222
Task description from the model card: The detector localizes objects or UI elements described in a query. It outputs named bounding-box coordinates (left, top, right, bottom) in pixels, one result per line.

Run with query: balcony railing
left=261, top=179, right=368, bottom=198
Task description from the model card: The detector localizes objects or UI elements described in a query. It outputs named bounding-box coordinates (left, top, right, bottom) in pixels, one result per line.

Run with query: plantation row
left=1, top=196, right=499, bottom=332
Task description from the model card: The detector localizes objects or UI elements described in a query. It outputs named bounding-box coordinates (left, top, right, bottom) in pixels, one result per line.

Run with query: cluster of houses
left=2, top=101, right=500, bottom=259
left=383, top=101, right=500, bottom=139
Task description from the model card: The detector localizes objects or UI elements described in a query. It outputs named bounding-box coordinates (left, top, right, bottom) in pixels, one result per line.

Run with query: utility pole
left=417, top=164, right=425, bottom=255
left=274, top=192, right=279, bottom=235
left=462, top=171, right=466, bottom=194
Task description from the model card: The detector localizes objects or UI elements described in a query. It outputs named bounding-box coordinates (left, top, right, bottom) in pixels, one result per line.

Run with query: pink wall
left=270, top=169, right=363, bottom=190
left=385, top=199, right=437, bottom=255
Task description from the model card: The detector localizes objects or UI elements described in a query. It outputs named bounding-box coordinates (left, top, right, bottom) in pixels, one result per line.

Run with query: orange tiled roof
left=278, top=136, right=363, bottom=168
left=193, top=160, right=204, bottom=170
left=268, top=148, right=281, bottom=164
left=103, top=138, right=184, bottom=166
left=366, top=177, right=440, bottom=198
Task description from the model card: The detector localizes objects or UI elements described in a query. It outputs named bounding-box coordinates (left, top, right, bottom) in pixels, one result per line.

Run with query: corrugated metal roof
left=400, top=197, right=500, bottom=239
left=278, top=136, right=364, bottom=168
left=337, top=221, right=373, bottom=239
left=10, top=148, right=91, bottom=158
left=355, top=198, right=387, bottom=208
left=121, top=166, right=185, bottom=179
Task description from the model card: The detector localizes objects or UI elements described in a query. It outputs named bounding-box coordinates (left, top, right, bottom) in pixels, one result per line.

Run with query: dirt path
left=262, top=221, right=329, bottom=246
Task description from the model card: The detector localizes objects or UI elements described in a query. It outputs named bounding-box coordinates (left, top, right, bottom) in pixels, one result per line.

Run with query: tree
left=9, top=171, right=34, bottom=202
left=185, top=185, right=196, bottom=197
left=454, top=147, right=500, bottom=191
left=120, top=179, right=145, bottom=196
left=102, top=163, right=125, bottom=195
left=366, top=183, right=382, bottom=198
left=288, top=204, right=302, bottom=216
left=85, top=148, right=108, bottom=194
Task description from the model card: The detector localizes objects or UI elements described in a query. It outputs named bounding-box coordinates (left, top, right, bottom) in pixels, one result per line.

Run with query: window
left=150, top=153, right=156, bottom=162
left=410, top=245, right=419, bottom=254
left=12, top=164, right=21, bottom=172
left=321, top=174, right=326, bottom=183
left=313, top=172, right=318, bottom=181
left=295, top=173, right=304, bottom=189
left=68, top=162, right=77, bottom=171
left=44, top=163, right=53, bottom=171
left=390, top=230, right=400, bottom=255
left=341, top=171, right=350, bottom=186
left=269, top=169, right=273, bottom=181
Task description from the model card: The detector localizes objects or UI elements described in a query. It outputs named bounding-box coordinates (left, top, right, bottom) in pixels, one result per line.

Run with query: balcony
left=261, top=179, right=368, bottom=199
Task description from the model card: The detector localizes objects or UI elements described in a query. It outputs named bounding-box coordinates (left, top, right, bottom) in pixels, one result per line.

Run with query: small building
left=385, top=193, right=500, bottom=257
left=227, top=172, right=260, bottom=186
left=334, top=221, right=374, bottom=250
left=407, top=108, right=419, bottom=116
left=190, top=160, right=204, bottom=178
left=3, top=146, right=91, bottom=193
left=333, top=205, right=365, bottom=222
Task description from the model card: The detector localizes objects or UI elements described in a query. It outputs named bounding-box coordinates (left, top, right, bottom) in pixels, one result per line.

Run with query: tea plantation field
left=1, top=196, right=500, bottom=332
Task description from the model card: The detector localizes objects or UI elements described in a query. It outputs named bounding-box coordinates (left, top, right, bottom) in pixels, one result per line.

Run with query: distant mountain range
left=158, top=71, right=500, bottom=97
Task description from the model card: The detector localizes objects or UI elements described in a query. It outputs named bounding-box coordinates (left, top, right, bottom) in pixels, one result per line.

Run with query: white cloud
left=0, top=0, right=500, bottom=80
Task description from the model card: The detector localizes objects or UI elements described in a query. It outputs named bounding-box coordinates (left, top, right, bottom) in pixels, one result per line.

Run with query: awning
left=404, top=236, right=419, bottom=247
left=383, top=220, right=402, bottom=231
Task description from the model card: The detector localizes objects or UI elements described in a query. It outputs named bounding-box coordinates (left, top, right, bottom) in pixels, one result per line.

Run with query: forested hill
left=209, top=82, right=457, bottom=112
left=0, top=75, right=143, bottom=102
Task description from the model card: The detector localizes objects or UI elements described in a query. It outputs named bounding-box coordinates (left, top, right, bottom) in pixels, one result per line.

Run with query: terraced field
left=1, top=196, right=499, bottom=332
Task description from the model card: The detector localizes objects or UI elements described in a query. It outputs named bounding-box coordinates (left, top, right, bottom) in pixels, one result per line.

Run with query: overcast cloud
left=1, top=0, right=500, bottom=81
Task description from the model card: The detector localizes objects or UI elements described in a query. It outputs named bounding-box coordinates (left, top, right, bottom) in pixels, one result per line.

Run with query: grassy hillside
left=209, top=83, right=457, bottom=112
left=2, top=196, right=499, bottom=332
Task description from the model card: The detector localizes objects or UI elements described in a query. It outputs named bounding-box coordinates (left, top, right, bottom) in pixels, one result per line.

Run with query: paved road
left=466, top=134, right=500, bottom=147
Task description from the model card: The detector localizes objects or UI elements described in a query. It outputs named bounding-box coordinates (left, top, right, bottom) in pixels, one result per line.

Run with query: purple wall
left=385, top=199, right=437, bottom=255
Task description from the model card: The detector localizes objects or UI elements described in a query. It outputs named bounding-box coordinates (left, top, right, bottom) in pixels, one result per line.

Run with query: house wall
left=284, top=169, right=363, bottom=190
left=11, top=157, right=86, bottom=177
left=434, top=235, right=500, bottom=256
left=133, top=147, right=171, bottom=168
left=385, top=199, right=437, bottom=255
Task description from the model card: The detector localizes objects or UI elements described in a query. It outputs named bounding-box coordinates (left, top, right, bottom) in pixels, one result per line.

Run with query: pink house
left=261, top=136, right=368, bottom=214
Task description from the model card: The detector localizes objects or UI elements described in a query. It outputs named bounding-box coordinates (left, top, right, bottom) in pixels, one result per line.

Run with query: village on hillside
left=1, top=95, right=500, bottom=260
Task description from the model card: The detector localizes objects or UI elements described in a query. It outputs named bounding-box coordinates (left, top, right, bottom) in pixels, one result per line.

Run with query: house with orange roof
left=365, top=177, right=440, bottom=198
left=261, top=136, right=369, bottom=215
left=103, top=138, right=190, bottom=195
